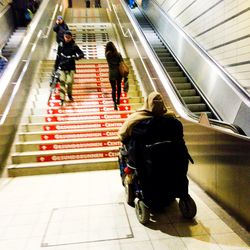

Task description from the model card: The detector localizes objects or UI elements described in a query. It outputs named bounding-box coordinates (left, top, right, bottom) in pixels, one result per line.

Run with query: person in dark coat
left=11, top=0, right=28, bottom=27
left=95, top=0, right=101, bottom=7
left=118, top=92, right=193, bottom=208
left=55, top=30, right=84, bottom=105
left=53, top=15, right=69, bottom=44
left=86, top=0, right=90, bottom=8
left=105, top=41, right=127, bottom=110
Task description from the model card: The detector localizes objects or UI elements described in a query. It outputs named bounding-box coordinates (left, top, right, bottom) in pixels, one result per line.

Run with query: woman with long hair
left=105, top=41, right=124, bottom=110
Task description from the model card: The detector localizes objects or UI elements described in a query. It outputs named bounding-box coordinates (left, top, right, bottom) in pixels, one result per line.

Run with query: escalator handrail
left=112, top=2, right=157, bottom=92
left=0, top=30, right=42, bottom=126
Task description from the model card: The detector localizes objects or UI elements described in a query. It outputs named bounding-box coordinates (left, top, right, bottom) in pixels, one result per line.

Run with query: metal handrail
left=43, top=3, right=59, bottom=38
left=0, top=30, right=42, bottom=125
left=112, top=4, right=129, bottom=38
left=126, top=29, right=157, bottom=92
left=111, top=2, right=156, bottom=91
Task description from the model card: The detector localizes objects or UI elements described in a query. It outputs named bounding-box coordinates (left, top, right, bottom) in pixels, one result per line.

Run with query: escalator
left=131, top=7, right=218, bottom=119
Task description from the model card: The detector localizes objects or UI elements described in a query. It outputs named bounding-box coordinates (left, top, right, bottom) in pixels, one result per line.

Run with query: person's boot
left=114, top=103, right=118, bottom=110
left=68, top=95, right=74, bottom=102
left=116, top=97, right=120, bottom=105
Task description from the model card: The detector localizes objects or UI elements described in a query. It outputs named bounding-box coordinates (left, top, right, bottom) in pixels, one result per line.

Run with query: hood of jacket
left=141, top=92, right=167, bottom=116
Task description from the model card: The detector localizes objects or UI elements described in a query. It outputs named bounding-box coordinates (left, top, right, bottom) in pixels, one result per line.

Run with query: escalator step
left=172, top=77, right=188, bottom=83
left=162, top=62, right=177, bottom=67
left=182, top=96, right=201, bottom=104
left=179, top=89, right=197, bottom=96
left=165, top=66, right=181, bottom=72
left=168, top=72, right=184, bottom=77
left=187, top=103, right=207, bottom=112
left=174, top=83, right=192, bottom=90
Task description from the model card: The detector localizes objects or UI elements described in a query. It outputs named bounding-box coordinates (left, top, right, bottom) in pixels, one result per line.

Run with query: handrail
left=126, top=29, right=157, bottom=92
left=43, top=3, right=59, bottom=38
left=0, top=30, right=42, bottom=126
left=111, top=2, right=156, bottom=91
left=112, top=4, right=129, bottom=37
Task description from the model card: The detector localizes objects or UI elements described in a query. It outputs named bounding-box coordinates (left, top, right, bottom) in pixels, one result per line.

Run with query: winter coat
left=118, top=92, right=175, bottom=143
left=53, top=22, right=69, bottom=43
left=105, top=51, right=123, bottom=80
left=55, top=39, right=84, bottom=71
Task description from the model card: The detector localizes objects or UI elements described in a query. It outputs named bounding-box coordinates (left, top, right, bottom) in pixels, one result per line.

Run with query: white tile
left=151, top=238, right=187, bottom=250
left=0, top=171, right=249, bottom=250
left=181, top=235, right=221, bottom=250
left=120, top=240, right=154, bottom=250
left=173, top=221, right=208, bottom=237
left=200, top=218, right=234, bottom=234
left=212, top=232, right=249, bottom=250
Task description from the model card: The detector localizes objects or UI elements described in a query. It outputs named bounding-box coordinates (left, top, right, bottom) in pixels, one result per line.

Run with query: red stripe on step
left=43, top=121, right=124, bottom=131
left=48, top=99, right=130, bottom=107
left=37, top=151, right=118, bottom=162
left=39, top=140, right=121, bottom=151
left=47, top=105, right=131, bottom=114
left=41, top=130, right=118, bottom=140
left=74, top=73, right=109, bottom=78
left=74, top=78, right=109, bottom=83
left=45, top=113, right=131, bottom=122
left=76, top=69, right=108, bottom=73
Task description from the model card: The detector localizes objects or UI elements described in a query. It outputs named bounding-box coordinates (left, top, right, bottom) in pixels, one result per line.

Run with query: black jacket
left=105, top=51, right=123, bottom=80
left=53, top=22, right=69, bottom=43
left=55, top=40, right=84, bottom=71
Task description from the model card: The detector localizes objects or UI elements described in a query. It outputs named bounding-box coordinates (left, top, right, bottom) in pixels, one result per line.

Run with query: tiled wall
left=154, top=0, right=250, bottom=93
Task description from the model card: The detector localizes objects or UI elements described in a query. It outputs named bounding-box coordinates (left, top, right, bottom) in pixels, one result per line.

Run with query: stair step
left=15, top=136, right=121, bottom=152
left=12, top=146, right=119, bottom=164
left=18, top=127, right=119, bottom=141
left=31, top=103, right=141, bottom=115
left=179, top=89, right=197, bottom=96
left=28, top=110, right=133, bottom=123
left=21, top=118, right=126, bottom=132
left=182, top=96, right=202, bottom=104
left=8, top=158, right=118, bottom=177
left=175, top=83, right=192, bottom=90
left=187, top=103, right=208, bottom=112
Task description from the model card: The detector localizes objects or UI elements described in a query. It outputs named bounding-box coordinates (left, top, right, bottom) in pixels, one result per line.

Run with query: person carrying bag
left=105, top=41, right=129, bottom=110
left=119, top=60, right=129, bottom=93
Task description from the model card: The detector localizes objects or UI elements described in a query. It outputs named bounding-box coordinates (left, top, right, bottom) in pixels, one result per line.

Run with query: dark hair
left=105, top=41, right=119, bottom=56
left=64, top=30, right=72, bottom=36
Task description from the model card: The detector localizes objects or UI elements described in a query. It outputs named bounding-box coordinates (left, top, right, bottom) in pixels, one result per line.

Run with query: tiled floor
left=0, top=170, right=249, bottom=250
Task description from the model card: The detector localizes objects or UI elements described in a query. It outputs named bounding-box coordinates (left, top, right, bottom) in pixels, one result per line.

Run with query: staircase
left=8, top=59, right=143, bottom=176
left=2, top=28, right=26, bottom=59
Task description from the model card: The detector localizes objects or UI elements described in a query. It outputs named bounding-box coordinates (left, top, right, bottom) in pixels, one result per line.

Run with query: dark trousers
left=95, top=0, right=101, bottom=7
left=110, top=78, right=122, bottom=103
left=86, top=0, right=90, bottom=7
